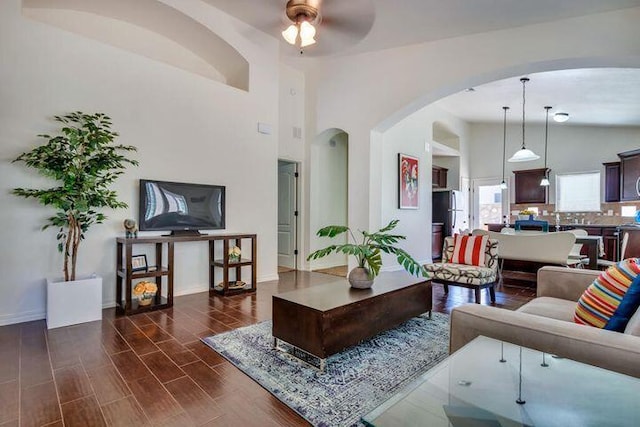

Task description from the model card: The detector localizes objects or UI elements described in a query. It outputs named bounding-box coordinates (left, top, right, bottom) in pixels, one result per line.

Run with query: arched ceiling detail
left=23, top=0, right=249, bottom=91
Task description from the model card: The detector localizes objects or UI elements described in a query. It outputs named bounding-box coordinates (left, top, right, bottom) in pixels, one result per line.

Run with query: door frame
left=471, top=177, right=510, bottom=229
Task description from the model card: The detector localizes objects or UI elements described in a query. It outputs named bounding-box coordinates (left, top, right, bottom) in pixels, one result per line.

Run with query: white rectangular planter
left=46, top=275, right=103, bottom=329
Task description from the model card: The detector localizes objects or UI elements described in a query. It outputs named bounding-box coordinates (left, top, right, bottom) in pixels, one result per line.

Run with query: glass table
left=362, top=336, right=640, bottom=426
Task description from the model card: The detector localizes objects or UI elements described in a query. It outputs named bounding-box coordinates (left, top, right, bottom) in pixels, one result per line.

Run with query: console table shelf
left=116, top=233, right=257, bottom=315
left=208, top=235, right=257, bottom=296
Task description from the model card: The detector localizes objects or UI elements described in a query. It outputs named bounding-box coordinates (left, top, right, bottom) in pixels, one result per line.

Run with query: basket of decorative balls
left=133, top=281, right=158, bottom=306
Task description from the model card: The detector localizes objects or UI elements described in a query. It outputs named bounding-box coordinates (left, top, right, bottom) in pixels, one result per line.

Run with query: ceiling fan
left=277, top=0, right=375, bottom=56
left=203, top=0, right=375, bottom=56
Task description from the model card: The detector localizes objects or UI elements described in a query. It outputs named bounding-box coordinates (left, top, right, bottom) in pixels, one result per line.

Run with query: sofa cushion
left=574, top=258, right=640, bottom=328
left=450, top=234, right=488, bottom=267
left=425, top=262, right=496, bottom=286
left=518, top=297, right=578, bottom=322
left=624, top=309, right=640, bottom=336
left=605, top=273, right=640, bottom=332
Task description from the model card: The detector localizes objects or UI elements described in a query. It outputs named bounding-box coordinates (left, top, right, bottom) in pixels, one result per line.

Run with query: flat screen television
left=139, top=179, right=225, bottom=235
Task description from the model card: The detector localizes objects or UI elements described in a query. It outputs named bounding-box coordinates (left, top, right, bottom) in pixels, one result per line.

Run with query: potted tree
left=12, top=112, right=138, bottom=328
left=307, top=219, right=427, bottom=288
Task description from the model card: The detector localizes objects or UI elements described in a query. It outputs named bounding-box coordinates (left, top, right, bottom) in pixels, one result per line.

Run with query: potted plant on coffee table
left=12, top=112, right=138, bottom=328
left=307, top=219, right=428, bottom=288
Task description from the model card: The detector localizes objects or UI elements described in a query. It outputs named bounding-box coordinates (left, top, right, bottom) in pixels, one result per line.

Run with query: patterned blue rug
left=202, top=312, right=449, bottom=427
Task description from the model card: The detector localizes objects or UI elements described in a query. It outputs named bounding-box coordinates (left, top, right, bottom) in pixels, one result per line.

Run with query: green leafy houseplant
left=307, top=219, right=427, bottom=280
left=12, top=112, right=138, bottom=282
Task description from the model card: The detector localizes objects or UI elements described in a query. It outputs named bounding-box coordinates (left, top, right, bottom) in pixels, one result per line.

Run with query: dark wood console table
left=116, top=233, right=257, bottom=315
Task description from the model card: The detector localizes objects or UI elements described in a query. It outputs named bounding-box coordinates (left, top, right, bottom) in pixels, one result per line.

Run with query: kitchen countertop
left=486, top=223, right=621, bottom=228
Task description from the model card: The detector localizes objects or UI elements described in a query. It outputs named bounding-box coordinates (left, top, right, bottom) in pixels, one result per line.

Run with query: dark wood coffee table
left=272, top=271, right=432, bottom=370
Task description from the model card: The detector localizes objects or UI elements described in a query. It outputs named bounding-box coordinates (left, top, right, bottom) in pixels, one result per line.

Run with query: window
left=556, top=171, right=600, bottom=212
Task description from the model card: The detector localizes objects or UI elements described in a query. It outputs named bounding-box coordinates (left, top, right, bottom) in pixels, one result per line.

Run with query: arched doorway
left=309, top=128, right=349, bottom=275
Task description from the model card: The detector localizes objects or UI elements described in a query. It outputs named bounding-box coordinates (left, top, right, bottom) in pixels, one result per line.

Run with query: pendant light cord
left=520, top=78, right=529, bottom=150
left=543, top=106, right=551, bottom=169
left=502, top=106, right=508, bottom=182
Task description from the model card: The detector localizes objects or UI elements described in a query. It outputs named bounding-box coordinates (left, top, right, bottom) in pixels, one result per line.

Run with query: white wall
left=309, top=132, right=348, bottom=269
left=469, top=123, right=640, bottom=203
left=0, top=0, right=282, bottom=325
left=380, top=105, right=471, bottom=267
left=278, top=63, right=306, bottom=162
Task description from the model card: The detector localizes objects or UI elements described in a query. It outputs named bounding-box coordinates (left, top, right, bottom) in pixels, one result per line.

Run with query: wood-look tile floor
left=0, top=271, right=535, bottom=426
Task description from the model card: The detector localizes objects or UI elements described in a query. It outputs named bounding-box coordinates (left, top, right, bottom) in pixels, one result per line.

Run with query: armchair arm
left=450, top=304, right=640, bottom=378
left=536, top=266, right=600, bottom=301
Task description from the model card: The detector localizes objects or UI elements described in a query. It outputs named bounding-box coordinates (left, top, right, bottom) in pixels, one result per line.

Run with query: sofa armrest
left=450, top=304, right=640, bottom=378
left=536, top=266, right=600, bottom=301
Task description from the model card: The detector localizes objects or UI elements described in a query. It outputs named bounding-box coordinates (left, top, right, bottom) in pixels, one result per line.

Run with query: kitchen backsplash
left=510, top=202, right=639, bottom=226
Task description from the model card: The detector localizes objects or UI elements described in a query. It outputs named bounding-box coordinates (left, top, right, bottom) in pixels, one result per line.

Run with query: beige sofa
left=450, top=266, right=640, bottom=378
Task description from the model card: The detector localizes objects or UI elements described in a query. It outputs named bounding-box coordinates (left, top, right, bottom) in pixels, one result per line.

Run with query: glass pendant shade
left=500, top=180, right=508, bottom=190
left=282, top=24, right=298, bottom=44
left=509, top=148, right=540, bottom=162
left=540, top=177, right=550, bottom=186
left=299, top=21, right=316, bottom=47
left=553, top=112, right=569, bottom=122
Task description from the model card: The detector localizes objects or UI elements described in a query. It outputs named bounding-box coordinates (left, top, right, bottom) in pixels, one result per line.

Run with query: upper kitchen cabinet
left=514, top=168, right=550, bottom=204
left=603, top=161, right=621, bottom=202
left=619, top=149, right=640, bottom=201
left=432, top=166, right=448, bottom=189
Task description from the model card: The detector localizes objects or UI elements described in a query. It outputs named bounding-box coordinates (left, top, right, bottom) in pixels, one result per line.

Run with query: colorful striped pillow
left=450, top=234, right=488, bottom=267
left=574, top=258, right=640, bottom=328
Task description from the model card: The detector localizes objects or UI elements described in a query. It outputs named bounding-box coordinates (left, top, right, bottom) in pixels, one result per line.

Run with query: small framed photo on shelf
left=131, top=254, right=148, bottom=272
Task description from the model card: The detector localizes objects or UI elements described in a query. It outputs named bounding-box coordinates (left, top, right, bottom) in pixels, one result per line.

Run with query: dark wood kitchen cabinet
left=619, top=149, right=640, bottom=201
left=603, top=161, right=621, bottom=202
left=432, top=166, right=448, bottom=189
left=514, top=168, right=549, bottom=204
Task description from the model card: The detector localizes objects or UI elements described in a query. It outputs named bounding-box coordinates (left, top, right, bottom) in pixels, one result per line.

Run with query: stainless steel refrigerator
left=432, top=190, right=466, bottom=237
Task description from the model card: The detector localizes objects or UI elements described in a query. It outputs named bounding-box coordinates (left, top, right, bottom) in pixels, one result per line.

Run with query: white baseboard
left=259, top=274, right=280, bottom=283
left=1, top=274, right=285, bottom=326
left=0, top=309, right=46, bottom=326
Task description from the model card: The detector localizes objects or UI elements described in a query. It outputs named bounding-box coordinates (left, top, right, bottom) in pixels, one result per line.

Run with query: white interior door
left=278, top=161, right=297, bottom=269
left=472, top=178, right=509, bottom=229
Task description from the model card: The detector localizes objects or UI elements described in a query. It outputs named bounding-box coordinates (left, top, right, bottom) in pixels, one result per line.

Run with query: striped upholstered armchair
left=424, top=236, right=499, bottom=304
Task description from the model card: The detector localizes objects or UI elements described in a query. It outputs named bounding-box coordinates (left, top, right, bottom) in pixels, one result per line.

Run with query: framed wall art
left=398, top=153, right=419, bottom=209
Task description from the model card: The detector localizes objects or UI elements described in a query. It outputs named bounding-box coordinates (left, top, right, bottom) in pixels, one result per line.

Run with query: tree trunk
left=71, top=220, right=80, bottom=282
left=64, top=216, right=73, bottom=282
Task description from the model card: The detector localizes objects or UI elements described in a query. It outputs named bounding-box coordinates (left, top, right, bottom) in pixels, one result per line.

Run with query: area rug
left=202, top=312, right=449, bottom=427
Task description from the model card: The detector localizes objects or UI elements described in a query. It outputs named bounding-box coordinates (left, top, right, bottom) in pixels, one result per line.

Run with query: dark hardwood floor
left=0, top=271, right=535, bottom=426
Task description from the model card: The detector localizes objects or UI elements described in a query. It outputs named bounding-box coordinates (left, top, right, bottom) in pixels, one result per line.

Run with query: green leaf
left=316, top=225, right=349, bottom=238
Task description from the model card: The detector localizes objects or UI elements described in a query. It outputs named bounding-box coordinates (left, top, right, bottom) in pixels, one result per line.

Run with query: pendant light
left=508, top=77, right=540, bottom=162
left=500, top=106, right=509, bottom=190
left=540, top=106, right=552, bottom=186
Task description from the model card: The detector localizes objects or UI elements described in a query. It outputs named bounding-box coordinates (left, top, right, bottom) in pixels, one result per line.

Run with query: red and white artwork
left=399, top=153, right=419, bottom=209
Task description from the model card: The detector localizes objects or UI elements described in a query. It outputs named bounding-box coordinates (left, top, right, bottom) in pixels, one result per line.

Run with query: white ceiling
left=204, top=0, right=640, bottom=57
left=202, top=1, right=640, bottom=127
left=435, top=68, right=640, bottom=127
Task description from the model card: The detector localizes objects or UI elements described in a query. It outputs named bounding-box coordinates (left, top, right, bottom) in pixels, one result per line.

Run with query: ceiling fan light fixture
left=282, top=24, right=298, bottom=45
left=283, top=0, right=320, bottom=49
left=553, top=112, right=569, bottom=122
left=299, top=21, right=316, bottom=46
